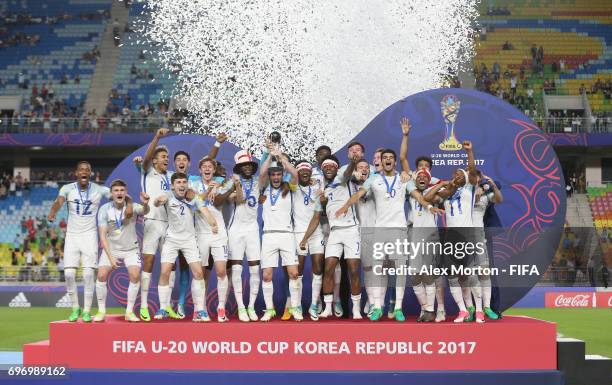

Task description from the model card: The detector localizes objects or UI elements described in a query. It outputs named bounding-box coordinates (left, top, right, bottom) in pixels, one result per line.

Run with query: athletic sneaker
left=68, top=307, right=81, bottom=322
left=465, top=306, right=475, bottom=322
left=193, top=310, right=211, bottom=322
left=290, top=307, right=304, bottom=321
left=387, top=301, right=396, bottom=319
left=484, top=307, right=499, bottom=320
left=334, top=301, right=343, bottom=317
left=177, top=304, right=186, bottom=319
left=352, top=309, right=363, bottom=320
left=165, top=306, right=182, bottom=320
left=365, top=304, right=374, bottom=318
left=363, top=301, right=370, bottom=316
left=370, top=307, right=383, bottom=321
left=81, top=311, right=92, bottom=323
left=260, top=309, right=276, bottom=322
left=317, top=301, right=323, bottom=315
left=475, top=311, right=485, bottom=323
left=125, top=312, right=141, bottom=322
left=435, top=310, right=446, bottom=323
left=140, top=307, right=151, bottom=322
left=281, top=306, right=291, bottom=321
left=419, top=311, right=436, bottom=323
left=247, top=307, right=258, bottom=321
left=93, top=312, right=105, bottom=322
left=319, top=305, right=333, bottom=318
left=309, top=304, right=319, bottom=321
left=238, top=308, right=250, bottom=322
left=154, top=309, right=169, bottom=320
left=394, top=309, right=406, bottom=322
left=217, top=308, right=229, bottom=322
left=453, top=310, right=470, bottom=323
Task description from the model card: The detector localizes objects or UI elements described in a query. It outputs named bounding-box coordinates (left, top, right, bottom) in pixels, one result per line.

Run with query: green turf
left=505, top=308, right=612, bottom=357
left=1, top=307, right=611, bottom=358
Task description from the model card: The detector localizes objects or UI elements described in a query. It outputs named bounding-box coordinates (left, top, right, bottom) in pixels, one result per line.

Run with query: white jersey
left=363, top=173, right=410, bottom=228
left=349, top=181, right=376, bottom=228
left=59, top=182, right=110, bottom=234
left=444, top=183, right=476, bottom=228
left=262, top=184, right=294, bottom=232
left=407, top=183, right=437, bottom=228
left=311, top=166, right=325, bottom=186
left=228, top=176, right=260, bottom=230
left=472, top=191, right=494, bottom=228
left=190, top=178, right=233, bottom=234
left=315, top=174, right=358, bottom=229
left=162, top=192, right=203, bottom=242
left=98, top=202, right=145, bottom=251
left=292, top=180, right=323, bottom=233
left=140, top=166, right=173, bottom=221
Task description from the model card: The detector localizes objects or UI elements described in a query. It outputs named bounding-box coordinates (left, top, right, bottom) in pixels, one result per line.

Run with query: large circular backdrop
left=106, top=88, right=566, bottom=314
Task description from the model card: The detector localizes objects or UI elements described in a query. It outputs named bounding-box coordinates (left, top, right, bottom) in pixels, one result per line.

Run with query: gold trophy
left=439, top=95, right=462, bottom=151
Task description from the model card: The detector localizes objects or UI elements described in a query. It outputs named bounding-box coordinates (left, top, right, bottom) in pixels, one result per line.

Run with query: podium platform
left=23, top=315, right=557, bottom=371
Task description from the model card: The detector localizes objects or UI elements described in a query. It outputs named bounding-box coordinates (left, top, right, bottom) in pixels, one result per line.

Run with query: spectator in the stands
left=502, top=40, right=513, bottom=50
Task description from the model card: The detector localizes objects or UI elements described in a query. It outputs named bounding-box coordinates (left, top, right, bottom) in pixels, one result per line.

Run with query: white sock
left=311, top=274, right=322, bottom=306
left=333, top=264, right=341, bottom=302
left=141, top=271, right=152, bottom=307
left=248, top=265, right=260, bottom=308
left=435, top=277, right=445, bottom=312
left=395, top=284, right=404, bottom=311
left=289, top=278, right=300, bottom=308
left=231, top=265, right=244, bottom=309
left=127, top=281, right=139, bottom=313
left=324, top=293, right=333, bottom=312
left=413, top=283, right=426, bottom=308
left=158, top=285, right=171, bottom=309
left=82, top=267, right=95, bottom=313
left=225, top=274, right=232, bottom=303
left=472, top=284, right=483, bottom=312
left=481, top=277, right=492, bottom=308
left=65, top=268, right=78, bottom=309
left=296, top=275, right=303, bottom=306
left=217, top=275, right=228, bottom=310
left=191, top=279, right=204, bottom=312
left=262, top=280, right=274, bottom=310
left=95, top=280, right=107, bottom=313
left=449, top=278, right=467, bottom=312
left=424, top=282, right=436, bottom=312
left=351, top=294, right=361, bottom=315
left=169, top=270, right=176, bottom=290
left=462, top=285, right=473, bottom=308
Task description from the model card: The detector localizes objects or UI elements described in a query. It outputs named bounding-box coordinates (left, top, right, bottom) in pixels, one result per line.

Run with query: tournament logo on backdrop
left=439, top=94, right=463, bottom=151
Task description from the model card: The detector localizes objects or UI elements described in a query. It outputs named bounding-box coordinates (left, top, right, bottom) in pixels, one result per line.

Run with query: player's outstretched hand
left=47, top=212, right=56, bottom=222
left=401, top=117, right=411, bottom=135
left=133, top=156, right=143, bottom=166
left=156, top=127, right=170, bottom=137
left=109, top=256, right=119, bottom=270
left=216, top=132, right=227, bottom=143
left=429, top=207, right=444, bottom=216
left=140, top=191, right=150, bottom=205
left=462, top=140, right=472, bottom=151
left=335, top=205, right=348, bottom=218
left=400, top=170, right=410, bottom=183
left=299, top=240, right=307, bottom=251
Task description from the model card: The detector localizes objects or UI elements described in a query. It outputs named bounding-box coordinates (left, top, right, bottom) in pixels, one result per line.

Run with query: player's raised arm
left=336, top=187, right=366, bottom=218
left=206, top=132, right=227, bottom=160
left=231, top=174, right=246, bottom=204
left=484, top=175, right=503, bottom=204
left=423, top=180, right=450, bottom=202
left=140, top=191, right=151, bottom=215
left=463, top=140, right=478, bottom=185
left=258, top=149, right=274, bottom=188
left=399, top=117, right=411, bottom=175
left=153, top=193, right=168, bottom=207
left=48, top=184, right=68, bottom=222
left=142, top=127, right=169, bottom=171
left=212, top=179, right=235, bottom=205
left=341, top=157, right=358, bottom=184
left=410, top=189, right=444, bottom=215
left=278, top=152, right=298, bottom=184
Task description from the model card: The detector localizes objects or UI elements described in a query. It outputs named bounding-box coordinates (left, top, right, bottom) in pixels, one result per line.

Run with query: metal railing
left=0, top=265, right=69, bottom=283
left=539, top=117, right=611, bottom=134
left=0, top=116, right=187, bottom=134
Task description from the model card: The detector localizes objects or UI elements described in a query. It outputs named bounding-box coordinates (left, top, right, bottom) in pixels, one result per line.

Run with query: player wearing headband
left=153, top=173, right=218, bottom=322
left=228, top=149, right=262, bottom=321
left=292, top=160, right=325, bottom=320
left=301, top=155, right=363, bottom=320
left=259, top=150, right=301, bottom=321
left=312, top=145, right=332, bottom=186
left=472, top=170, right=503, bottom=322
left=424, top=141, right=480, bottom=323
left=94, top=180, right=150, bottom=322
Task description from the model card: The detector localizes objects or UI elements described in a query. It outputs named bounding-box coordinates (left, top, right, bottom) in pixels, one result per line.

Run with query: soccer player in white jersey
left=227, top=149, right=262, bottom=321
left=472, top=170, right=503, bottom=322
left=190, top=157, right=234, bottom=322
left=338, top=149, right=412, bottom=321
left=311, top=145, right=332, bottom=186
left=302, top=155, right=363, bottom=320
left=153, top=172, right=218, bottom=322
left=407, top=168, right=445, bottom=323
left=48, top=161, right=116, bottom=322
left=137, top=127, right=173, bottom=321
left=424, top=140, right=479, bottom=323
left=258, top=150, right=301, bottom=321
left=94, top=180, right=150, bottom=322
left=291, top=159, right=325, bottom=320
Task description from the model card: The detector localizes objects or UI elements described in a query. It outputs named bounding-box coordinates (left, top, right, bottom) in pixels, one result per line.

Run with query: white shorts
left=64, top=232, right=98, bottom=269
left=228, top=227, right=261, bottom=262
left=261, top=232, right=298, bottom=269
left=294, top=231, right=325, bottom=256
left=142, top=219, right=168, bottom=255
left=325, top=226, right=360, bottom=260
left=197, top=231, right=229, bottom=266
left=161, top=237, right=199, bottom=265
left=98, top=249, right=141, bottom=268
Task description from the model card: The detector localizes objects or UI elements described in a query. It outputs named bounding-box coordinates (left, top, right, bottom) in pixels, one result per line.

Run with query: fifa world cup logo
left=439, top=95, right=463, bottom=151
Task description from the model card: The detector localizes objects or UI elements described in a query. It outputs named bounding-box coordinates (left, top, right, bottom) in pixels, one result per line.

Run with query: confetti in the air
left=135, top=0, right=478, bottom=159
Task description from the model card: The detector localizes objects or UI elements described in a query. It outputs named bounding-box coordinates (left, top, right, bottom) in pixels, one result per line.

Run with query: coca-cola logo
left=554, top=294, right=591, bottom=307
